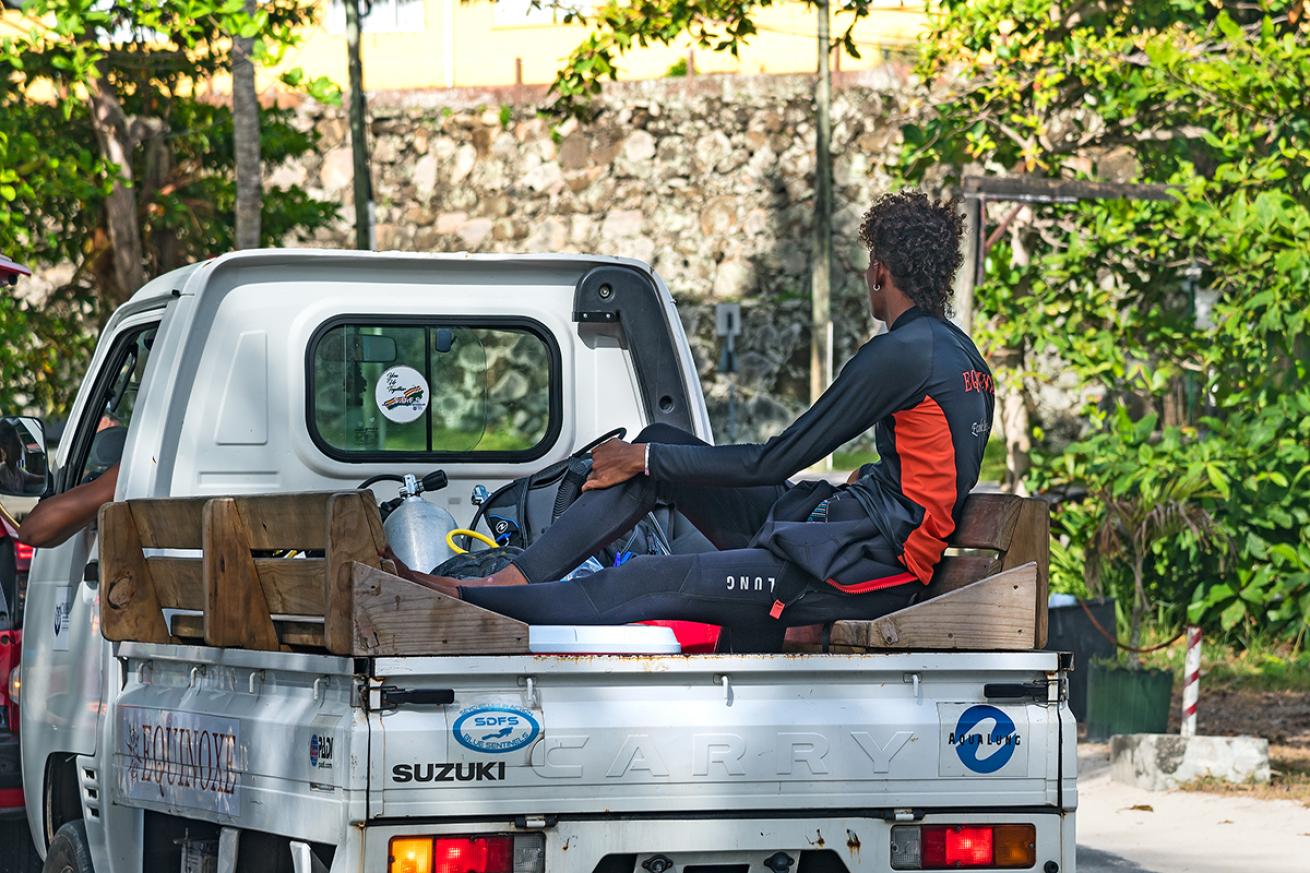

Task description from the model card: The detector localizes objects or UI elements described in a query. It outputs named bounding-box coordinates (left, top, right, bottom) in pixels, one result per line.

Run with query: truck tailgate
left=370, top=652, right=1065, bottom=819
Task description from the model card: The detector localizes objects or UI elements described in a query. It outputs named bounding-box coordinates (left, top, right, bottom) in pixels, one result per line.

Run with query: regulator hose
left=446, top=528, right=498, bottom=555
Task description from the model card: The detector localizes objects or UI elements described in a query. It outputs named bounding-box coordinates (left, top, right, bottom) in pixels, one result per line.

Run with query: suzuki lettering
left=949, top=704, right=1022, bottom=774
left=453, top=705, right=541, bottom=754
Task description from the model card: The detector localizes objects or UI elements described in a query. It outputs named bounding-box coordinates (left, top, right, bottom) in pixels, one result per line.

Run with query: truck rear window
left=308, top=319, right=560, bottom=461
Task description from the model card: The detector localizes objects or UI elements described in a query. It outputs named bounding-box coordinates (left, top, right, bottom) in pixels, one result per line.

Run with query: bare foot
left=456, top=563, right=529, bottom=589
left=410, top=574, right=463, bottom=598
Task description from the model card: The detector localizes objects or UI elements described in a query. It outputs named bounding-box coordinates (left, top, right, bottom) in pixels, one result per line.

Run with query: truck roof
left=128, top=249, right=661, bottom=307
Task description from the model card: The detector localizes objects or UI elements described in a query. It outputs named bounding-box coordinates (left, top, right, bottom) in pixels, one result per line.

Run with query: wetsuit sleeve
left=648, top=332, right=931, bottom=486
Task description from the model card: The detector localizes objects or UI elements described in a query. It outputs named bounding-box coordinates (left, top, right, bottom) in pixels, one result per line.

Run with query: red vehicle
left=1, top=253, right=40, bottom=871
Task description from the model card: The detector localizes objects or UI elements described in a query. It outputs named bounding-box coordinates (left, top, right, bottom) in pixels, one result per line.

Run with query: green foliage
left=0, top=0, right=338, bottom=418
left=901, top=1, right=1310, bottom=644
left=544, top=0, right=875, bottom=118
left=664, top=58, right=689, bottom=77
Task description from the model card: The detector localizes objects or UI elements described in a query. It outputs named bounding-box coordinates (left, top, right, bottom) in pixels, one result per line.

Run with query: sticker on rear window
left=375, top=366, right=429, bottom=423
left=938, top=703, right=1029, bottom=776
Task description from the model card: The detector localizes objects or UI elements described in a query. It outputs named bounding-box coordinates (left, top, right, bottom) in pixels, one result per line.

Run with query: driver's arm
left=18, top=463, right=120, bottom=548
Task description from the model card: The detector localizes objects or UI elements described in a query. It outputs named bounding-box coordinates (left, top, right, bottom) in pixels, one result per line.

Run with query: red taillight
left=923, top=825, right=993, bottom=867
left=13, top=542, right=33, bottom=564
left=892, top=823, right=1035, bottom=870
left=432, top=837, right=513, bottom=873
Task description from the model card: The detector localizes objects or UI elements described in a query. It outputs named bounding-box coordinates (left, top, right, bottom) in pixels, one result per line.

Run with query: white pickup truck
left=8, top=250, right=1077, bottom=873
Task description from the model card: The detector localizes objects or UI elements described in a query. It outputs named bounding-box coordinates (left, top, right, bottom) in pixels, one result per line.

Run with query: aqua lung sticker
left=375, top=365, right=429, bottom=424
left=948, top=704, right=1023, bottom=774
left=452, top=705, right=540, bottom=754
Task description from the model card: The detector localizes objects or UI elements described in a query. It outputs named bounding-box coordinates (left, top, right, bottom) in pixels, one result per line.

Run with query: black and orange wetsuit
left=462, top=306, right=996, bottom=651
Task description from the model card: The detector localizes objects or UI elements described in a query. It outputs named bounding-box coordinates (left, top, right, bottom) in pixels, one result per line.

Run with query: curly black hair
left=858, top=190, right=965, bottom=319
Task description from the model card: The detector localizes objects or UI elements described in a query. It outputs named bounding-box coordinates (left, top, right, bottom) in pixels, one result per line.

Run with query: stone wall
left=280, top=70, right=924, bottom=443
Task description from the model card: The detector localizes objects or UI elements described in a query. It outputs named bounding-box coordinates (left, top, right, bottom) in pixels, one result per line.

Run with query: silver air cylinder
left=383, top=474, right=458, bottom=573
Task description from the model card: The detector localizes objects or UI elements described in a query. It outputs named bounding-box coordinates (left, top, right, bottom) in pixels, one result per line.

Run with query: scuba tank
left=366, top=471, right=459, bottom=573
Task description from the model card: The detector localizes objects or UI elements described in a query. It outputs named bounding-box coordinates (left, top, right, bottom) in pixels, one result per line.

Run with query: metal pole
left=345, top=0, right=375, bottom=250
left=1181, top=626, right=1202, bottom=736
left=810, top=0, right=833, bottom=406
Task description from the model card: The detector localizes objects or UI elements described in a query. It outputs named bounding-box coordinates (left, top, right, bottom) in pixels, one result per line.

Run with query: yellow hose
left=446, top=528, right=498, bottom=555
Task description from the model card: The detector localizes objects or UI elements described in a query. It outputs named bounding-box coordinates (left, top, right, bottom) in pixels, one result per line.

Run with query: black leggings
left=461, top=424, right=918, bottom=651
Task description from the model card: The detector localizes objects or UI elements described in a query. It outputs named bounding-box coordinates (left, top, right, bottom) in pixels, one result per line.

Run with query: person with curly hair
left=395, top=190, right=995, bottom=652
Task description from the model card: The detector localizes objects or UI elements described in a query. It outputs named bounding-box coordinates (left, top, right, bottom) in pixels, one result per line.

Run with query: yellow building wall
left=276, top=0, right=928, bottom=93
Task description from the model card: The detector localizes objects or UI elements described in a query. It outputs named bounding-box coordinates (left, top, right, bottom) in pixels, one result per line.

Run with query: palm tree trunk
left=232, top=0, right=262, bottom=249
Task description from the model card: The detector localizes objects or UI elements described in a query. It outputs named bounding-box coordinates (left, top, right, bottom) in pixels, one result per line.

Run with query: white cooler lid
left=528, top=624, right=682, bottom=654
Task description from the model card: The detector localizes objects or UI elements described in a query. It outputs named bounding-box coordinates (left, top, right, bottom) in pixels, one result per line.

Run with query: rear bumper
left=354, top=811, right=1074, bottom=873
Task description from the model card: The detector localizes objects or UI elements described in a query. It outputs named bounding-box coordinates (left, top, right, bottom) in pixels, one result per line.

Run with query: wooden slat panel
left=928, top=553, right=1002, bottom=596
left=148, top=557, right=206, bottom=610
left=830, top=563, right=1037, bottom=651
left=325, top=493, right=385, bottom=655
left=948, top=492, right=1024, bottom=551
left=127, top=491, right=336, bottom=550
left=228, top=492, right=334, bottom=550
left=170, top=614, right=206, bottom=640
left=171, top=614, right=324, bottom=649
left=125, top=497, right=207, bottom=549
left=203, top=498, right=279, bottom=650
left=99, top=502, right=173, bottom=643
left=351, top=563, right=528, bottom=656
left=1001, top=498, right=1051, bottom=647
left=277, top=620, right=326, bottom=649
left=148, top=557, right=326, bottom=614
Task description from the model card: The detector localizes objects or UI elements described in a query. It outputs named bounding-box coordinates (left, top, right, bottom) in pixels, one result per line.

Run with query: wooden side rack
left=98, top=491, right=527, bottom=656
left=98, top=490, right=1047, bottom=655
left=827, top=492, right=1050, bottom=651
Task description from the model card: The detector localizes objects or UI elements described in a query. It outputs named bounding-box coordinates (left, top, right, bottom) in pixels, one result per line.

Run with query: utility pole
left=810, top=0, right=833, bottom=410
left=345, top=0, right=375, bottom=250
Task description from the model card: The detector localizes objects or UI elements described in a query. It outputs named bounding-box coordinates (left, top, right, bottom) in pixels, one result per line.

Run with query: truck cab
left=6, top=250, right=1076, bottom=873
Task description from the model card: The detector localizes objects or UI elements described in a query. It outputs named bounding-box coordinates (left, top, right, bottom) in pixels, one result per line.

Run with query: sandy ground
left=1075, top=743, right=1310, bottom=873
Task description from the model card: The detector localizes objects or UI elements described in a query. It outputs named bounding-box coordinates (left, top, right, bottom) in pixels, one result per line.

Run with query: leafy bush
left=900, top=0, right=1310, bottom=645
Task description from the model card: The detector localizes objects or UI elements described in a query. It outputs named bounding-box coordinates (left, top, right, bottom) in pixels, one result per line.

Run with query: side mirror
left=0, top=416, right=50, bottom=497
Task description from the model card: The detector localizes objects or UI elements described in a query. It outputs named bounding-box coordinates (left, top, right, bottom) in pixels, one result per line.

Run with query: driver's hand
left=582, top=439, right=647, bottom=492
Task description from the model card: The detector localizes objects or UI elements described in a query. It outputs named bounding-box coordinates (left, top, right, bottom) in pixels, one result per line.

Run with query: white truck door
left=20, top=312, right=161, bottom=846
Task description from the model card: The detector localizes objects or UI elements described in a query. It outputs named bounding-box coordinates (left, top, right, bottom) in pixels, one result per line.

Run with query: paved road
left=1075, top=744, right=1310, bottom=873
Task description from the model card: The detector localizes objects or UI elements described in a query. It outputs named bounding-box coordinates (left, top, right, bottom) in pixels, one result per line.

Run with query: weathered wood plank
left=229, top=492, right=333, bottom=550
left=202, top=498, right=279, bottom=650
left=324, top=492, right=385, bottom=655
left=99, top=502, right=173, bottom=644
left=169, top=614, right=206, bottom=641
left=949, top=493, right=1023, bottom=551
left=149, top=557, right=326, bottom=614
left=351, top=563, right=528, bottom=656
left=830, top=563, right=1037, bottom=651
left=126, top=492, right=337, bottom=550
left=124, top=497, right=207, bottom=549
left=276, top=619, right=326, bottom=649
left=928, top=553, right=1002, bottom=596
left=170, top=614, right=323, bottom=649
left=1002, top=499, right=1051, bottom=647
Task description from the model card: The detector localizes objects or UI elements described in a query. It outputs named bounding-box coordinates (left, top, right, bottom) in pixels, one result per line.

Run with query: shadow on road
left=1078, top=846, right=1159, bottom=873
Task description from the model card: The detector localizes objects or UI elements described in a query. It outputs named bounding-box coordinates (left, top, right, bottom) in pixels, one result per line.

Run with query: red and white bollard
left=1181, top=625, right=1202, bottom=737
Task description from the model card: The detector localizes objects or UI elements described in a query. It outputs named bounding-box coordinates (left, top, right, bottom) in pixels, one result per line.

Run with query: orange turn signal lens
left=993, top=824, right=1037, bottom=868
left=389, top=837, right=434, bottom=873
